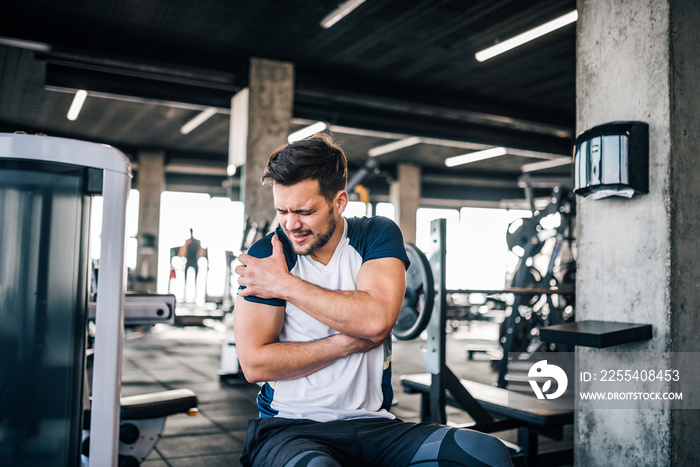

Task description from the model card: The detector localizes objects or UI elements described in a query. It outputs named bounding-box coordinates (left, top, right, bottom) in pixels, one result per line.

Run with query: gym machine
left=0, top=133, right=197, bottom=466
left=498, top=185, right=576, bottom=387
left=87, top=292, right=176, bottom=326
left=394, top=186, right=575, bottom=387
left=85, top=292, right=198, bottom=465
left=397, top=219, right=573, bottom=467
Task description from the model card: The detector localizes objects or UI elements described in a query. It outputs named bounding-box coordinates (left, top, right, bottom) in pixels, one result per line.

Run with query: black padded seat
left=120, top=389, right=198, bottom=420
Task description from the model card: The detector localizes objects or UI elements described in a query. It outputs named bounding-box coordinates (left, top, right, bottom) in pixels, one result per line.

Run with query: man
left=184, top=228, right=201, bottom=301
left=234, top=134, right=512, bottom=466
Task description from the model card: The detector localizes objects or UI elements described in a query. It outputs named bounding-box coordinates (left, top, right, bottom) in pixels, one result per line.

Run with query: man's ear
left=335, top=190, right=349, bottom=214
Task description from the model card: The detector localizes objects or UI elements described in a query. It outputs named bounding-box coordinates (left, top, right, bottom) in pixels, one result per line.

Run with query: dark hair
left=261, top=133, right=348, bottom=202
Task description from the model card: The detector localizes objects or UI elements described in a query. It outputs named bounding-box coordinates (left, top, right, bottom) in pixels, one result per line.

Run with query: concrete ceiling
left=0, top=0, right=577, bottom=206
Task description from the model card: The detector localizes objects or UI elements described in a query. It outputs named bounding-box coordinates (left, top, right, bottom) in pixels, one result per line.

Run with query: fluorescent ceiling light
left=475, top=10, right=578, bottom=62
left=288, top=121, right=328, bottom=142
left=320, top=0, right=367, bottom=29
left=0, top=36, right=52, bottom=52
left=520, top=157, right=572, bottom=173
left=445, top=147, right=507, bottom=167
left=368, top=137, right=422, bottom=157
left=67, top=90, right=88, bottom=121
left=180, top=107, right=217, bottom=134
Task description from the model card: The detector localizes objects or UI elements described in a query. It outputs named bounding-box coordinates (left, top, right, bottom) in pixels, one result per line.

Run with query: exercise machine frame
left=1, top=134, right=198, bottom=466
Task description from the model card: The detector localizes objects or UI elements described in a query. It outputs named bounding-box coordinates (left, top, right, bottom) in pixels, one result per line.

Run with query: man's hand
left=330, top=332, right=385, bottom=356
left=236, top=235, right=292, bottom=299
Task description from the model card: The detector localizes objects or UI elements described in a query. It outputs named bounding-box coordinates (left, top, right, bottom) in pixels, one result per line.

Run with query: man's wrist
left=327, top=333, right=351, bottom=358
left=277, top=272, right=301, bottom=301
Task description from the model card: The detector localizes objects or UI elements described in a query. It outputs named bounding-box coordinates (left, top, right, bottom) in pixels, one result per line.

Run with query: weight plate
left=393, top=243, right=434, bottom=340
left=506, top=217, right=544, bottom=258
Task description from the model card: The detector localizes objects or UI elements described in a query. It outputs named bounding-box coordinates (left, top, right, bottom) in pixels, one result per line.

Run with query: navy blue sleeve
left=349, top=216, right=410, bottom=270
left=238, top=231, right=288, bottom=307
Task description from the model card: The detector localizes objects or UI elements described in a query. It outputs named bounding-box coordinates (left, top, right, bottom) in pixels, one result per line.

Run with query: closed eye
left=276, top=208, right=315, bottom=216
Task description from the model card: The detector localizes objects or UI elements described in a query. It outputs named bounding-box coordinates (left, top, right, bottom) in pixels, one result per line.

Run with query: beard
left=285, top=209, right=337, bottom=256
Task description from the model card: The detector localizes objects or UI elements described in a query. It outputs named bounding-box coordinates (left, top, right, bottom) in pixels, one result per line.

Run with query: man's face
left=273, top=179, right=343, bottom=258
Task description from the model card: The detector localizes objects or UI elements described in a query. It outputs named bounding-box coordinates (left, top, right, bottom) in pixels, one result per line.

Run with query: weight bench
left=400, top=373, right=573, bottom=466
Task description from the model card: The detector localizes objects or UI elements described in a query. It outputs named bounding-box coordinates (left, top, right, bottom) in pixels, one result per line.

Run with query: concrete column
left=576, top=1, right=700, bottom=465
left=238, top=57, right=294, bottom=228
left=135, top=150, right=165, bottom=292
left=667, top=3, right=700, bottom=462
left=390, top=163, right=421, bottom=244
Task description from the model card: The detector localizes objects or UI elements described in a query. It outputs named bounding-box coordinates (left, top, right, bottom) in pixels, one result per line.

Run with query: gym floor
left=121, top=315, right=572, bottom=466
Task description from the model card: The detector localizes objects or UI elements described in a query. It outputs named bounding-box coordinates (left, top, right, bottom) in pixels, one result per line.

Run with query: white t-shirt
left=243, top=216, right=408, bottom=422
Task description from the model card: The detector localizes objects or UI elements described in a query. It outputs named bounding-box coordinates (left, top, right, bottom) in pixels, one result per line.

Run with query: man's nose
left=285, top=214, right=302, bottom=231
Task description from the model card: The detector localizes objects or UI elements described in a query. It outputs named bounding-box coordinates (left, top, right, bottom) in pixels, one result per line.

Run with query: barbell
left=392, top=244, right=574, bottom=342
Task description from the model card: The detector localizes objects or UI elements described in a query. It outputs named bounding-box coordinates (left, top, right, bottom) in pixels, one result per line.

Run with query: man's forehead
left=273, top=179, right=324, bottom=205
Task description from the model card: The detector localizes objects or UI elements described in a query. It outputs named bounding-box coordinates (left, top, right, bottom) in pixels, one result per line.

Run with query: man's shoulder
left=246, top=228, right=297, bottom=269
left=240, top=228, right=296, bottom=306
left=346, top=216, right=408, bottom=266
left=346, top=215, right=399, bottom=238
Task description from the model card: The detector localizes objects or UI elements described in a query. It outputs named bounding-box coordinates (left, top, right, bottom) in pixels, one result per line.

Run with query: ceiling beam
left=294, top=71, right=574, bottom=138
left=45, top=62, right=239, bottom=110
left=294, top=100, right=573, bottom=156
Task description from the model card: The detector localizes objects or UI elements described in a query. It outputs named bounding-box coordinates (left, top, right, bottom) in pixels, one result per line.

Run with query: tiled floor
left=120, top=316, right=571, bottom=466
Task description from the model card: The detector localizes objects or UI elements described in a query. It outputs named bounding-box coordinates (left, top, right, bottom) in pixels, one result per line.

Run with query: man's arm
left=233, top=295, right=382, bottom=383
left=237, top=234, right=406, bottom=343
